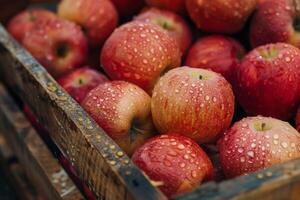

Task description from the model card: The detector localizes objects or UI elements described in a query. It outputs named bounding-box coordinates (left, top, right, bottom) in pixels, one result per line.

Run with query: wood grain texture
left=0, top=84, right=84, bottom=200
left=175, top=159, right=300, bottom=200
left=0, top=25, right=165, bottom=200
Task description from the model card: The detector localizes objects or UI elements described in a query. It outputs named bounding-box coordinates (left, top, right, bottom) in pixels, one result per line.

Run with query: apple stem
left=199, top=75, right=203, bottom=80
left=129, top=126, right=147, bottom=143
left=261, top=123, right=266, bottom=131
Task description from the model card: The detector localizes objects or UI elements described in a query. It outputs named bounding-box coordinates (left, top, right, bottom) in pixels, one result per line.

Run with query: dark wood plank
left=0, top=134, right=42, bottom=200
left=0, top=84, right=85, bottom=200
left=0, top=24, right=165, bottom=200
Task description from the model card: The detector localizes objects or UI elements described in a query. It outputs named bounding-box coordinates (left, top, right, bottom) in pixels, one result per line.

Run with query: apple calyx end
left=155, top=17, right=175, bottom=31
left=56, top=42, right=70, bottom=58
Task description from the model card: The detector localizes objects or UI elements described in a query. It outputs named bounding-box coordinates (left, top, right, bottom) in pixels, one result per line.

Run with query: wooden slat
left=0, top=83, right=84, bottom=200
left=0, top=24, right=165, bottom=200
left=0, top=133, right=42, bottom=200
left=176, top=158, right=300, bottom=200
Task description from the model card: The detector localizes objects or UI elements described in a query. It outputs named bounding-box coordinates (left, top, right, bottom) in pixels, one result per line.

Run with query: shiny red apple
left=219, top=116, right=300, bottom=178
left=7, top=9, right=57, bottom=42
left=186, top=0, right=257, bottom=33
left=185, top=35, right=245, bottom=83
left=58, top=66, right=108, bottom=103
left=250, top=0, right=300, bottom=48
left=58, top=0, right=118, bottom=47
left=134, top=7, right=192, bottom=54
left=101, top=21, right=181, bottom=93
left=296, top=107, right=300, bottom=132
left=234, top=43, right=300, bottom=120
left=132, top=133, right=213, bottom=198
left=22, top=18, right=88, bottom=78
left=82, top=81, right=156, bottom=155
left=151, top=67, right=235, bottom=143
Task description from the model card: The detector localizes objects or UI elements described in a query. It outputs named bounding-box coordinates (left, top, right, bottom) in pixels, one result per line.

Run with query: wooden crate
left=1, top=1, right=300, bottom=200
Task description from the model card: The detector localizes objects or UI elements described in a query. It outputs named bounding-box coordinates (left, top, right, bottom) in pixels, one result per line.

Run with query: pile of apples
left=7, top=0, right=300, bottom=198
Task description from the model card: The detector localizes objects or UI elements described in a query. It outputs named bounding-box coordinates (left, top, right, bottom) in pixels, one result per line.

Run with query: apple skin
left=58, top=66, right=108, bottom=103
left=134, top=7, right=192, bottom=54
left=250, top=0, right=300, bottom=48
left=6, top=9, right=57, bottom=43
left=22, top=18, right=88, bottom=79
left=145, top=0, right=186, bottom=14
left=58, top=0, right=118, bottom=47
left=151, top=67, right=235, bottom=143
left=296, top=107, right=300, bottom=132
left=100, top=21, right=181, bottom=93
left=186, top=0, right=257, bottom=33
left=81, top=81, right=156, bottom=156
left=132, top=133, right=213, bottom=198
left=185, top=35, right=245, bottom=83
left=234, top=43, right=300, bottom=120
left=111, top=0, right=145, bottom=17
left=218, top=116, right=300, bottom=178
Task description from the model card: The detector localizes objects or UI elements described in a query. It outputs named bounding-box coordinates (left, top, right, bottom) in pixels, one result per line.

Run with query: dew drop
left=281, top=142, right=288, bottom=148
left=247, top=151, right=254, bottom=158
left=240, top=156, right=246, bottom=163
left=237, top=147, right=244, bottom=153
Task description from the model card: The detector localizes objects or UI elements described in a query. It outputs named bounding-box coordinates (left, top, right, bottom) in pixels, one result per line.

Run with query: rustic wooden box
left=1, top=1, right=300, bottom=200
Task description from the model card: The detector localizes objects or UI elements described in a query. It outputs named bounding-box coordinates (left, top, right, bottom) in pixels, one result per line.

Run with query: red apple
left=296, top=107, right=300, bottom=132
left=185, top=35, right=245, bottom=83
left=132, top=133, right=213, bottom=198
left=58, top=0, right=118, bottom=47
left=151, top=67, right=235, bottom=143
left=100, top=21, right=181, bottom=93
left=82, top=81, right=156, bottom=155
left=58, top=66, right=108, bottom=103
left=186, top=0, right=257, bottom=33
left=111, top=0, right=145, bottom=17
left=134, top=7, right=192, bottom=54
left=234, top=43, right=300, bottom=120
left=22, top=18, right=88, bottom=79
left=6, top=9, right=57, bottom=42
left=145, top=0, right=186, bottom=14
left=250, top=0, right=300, bottom=48
left=219, top=116, right=300, bottom=178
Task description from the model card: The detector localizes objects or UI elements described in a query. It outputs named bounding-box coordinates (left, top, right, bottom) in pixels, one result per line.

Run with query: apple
left=151, top=67, right=235, bottom=143
left=234, top=43, right=300, bottom=120
left=134, top=7, right=192, bottom=54
left=58, top=0, right=118, bottom=47
left=145, top=0, right=186, bottom=14
left=218, top=116, right=300, bottom=178
left=58, top=66, right=108, bottom=103
left=100, top=21, right=181, bottom=93
left=250, top=0, right=300, bottom=48
left=185, top=35, right=245, bottom=83
left=186, top=0, right=257, bottom=33
left=22, top=18, right=88, bottom=79
left=132, top=133, right=213, bottom=198
left=111, top=0, right=145, bottom=17
left=6, top=9, right=57, bottom=42
left=81, top=81, right=156, bottom=155
left=296, top=107, right=300, bottom=132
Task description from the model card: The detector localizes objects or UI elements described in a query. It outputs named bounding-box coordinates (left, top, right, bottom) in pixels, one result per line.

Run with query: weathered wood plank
left=0, top=24, right=165, bottom=200
left=0, top=83, right=84, bottom=200
left=176, top=159, right=300, bottom=200
left=0, top=133, right=41, bottom=200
